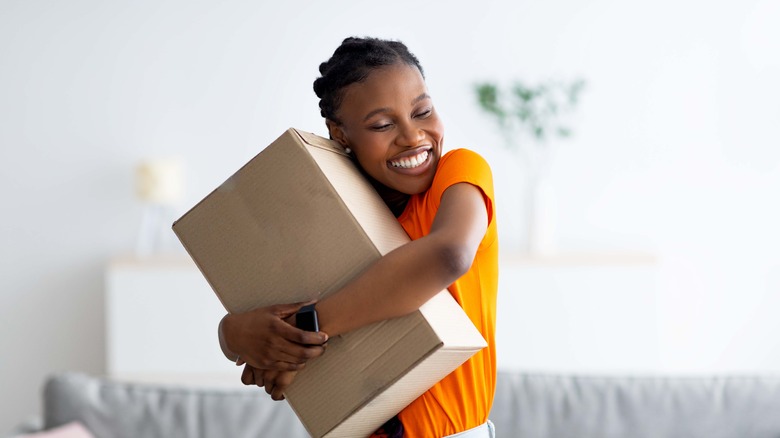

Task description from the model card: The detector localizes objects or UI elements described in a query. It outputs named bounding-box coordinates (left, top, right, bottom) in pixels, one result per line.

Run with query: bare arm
left=316, top=182, right=489, bottom=337
left=261, top=182, right=489, bottom=398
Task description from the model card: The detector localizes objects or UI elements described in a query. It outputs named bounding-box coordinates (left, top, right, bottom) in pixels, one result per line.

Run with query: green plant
left=474, top=79, right=586, bottom=150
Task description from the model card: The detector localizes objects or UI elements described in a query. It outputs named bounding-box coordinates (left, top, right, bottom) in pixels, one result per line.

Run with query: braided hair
left=313, top=37, right=425, bottom=123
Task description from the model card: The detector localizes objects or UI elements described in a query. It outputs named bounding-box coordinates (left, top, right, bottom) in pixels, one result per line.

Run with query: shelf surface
left=500, top=251, right=658, bottom=266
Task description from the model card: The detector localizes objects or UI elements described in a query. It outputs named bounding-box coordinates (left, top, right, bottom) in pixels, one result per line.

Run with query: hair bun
left=318, top=61, right=330, bottom=75
left=312, top=76, right=326, bottom=98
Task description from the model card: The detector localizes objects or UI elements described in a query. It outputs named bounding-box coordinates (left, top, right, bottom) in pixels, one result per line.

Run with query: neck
left=373, top=183, right=410, bottom=218
left=355, top=165, right=409, bottom=217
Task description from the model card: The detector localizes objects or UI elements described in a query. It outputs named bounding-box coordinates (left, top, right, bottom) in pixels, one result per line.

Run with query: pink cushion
left=19, top=422, right=94, bottom=438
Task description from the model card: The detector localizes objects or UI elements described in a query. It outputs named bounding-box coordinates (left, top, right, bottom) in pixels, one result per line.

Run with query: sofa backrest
left=44, top=371, right=780, bottom=437
left=490, top=372, right=780, bottom=438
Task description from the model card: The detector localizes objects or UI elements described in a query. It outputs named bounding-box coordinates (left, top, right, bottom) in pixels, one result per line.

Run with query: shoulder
left=432, top=148, right=494, bottom=196
left=432, top=148, right=498, bottom=246
left=438, top=148, right=492, bottom=171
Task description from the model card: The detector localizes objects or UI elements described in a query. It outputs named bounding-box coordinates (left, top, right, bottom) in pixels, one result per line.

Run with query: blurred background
left=1, top=0, right=779, bottom=432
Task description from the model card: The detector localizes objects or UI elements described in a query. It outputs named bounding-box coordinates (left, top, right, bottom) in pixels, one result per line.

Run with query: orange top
left=393, top=149, right=498, bottom=437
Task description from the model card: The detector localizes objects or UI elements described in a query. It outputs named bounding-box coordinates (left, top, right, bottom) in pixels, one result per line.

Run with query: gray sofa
left=13, top=371, right=780, bottom=437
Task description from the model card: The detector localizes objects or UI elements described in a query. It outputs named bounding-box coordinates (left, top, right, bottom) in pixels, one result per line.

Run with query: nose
left=395, top=121, right=424, bottom=147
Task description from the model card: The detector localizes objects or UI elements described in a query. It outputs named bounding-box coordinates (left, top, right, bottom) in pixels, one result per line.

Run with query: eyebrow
left=362, top=93, right=431, bottom=122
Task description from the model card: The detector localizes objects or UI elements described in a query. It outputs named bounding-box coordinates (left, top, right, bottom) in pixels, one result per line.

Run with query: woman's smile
left=388, top=146, right=432, bottom=172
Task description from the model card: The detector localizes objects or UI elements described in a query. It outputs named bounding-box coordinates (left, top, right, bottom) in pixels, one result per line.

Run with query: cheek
left=354, top=151, right=386, bottom=177
left=350, top=137, right=389, bottom=168
left=427, top=118, right=445, bottom=141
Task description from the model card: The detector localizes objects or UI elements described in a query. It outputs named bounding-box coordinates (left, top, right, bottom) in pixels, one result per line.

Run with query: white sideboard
left=105, top=254, right=245, bottom=387
left=106, top=251, right=659, bottom=383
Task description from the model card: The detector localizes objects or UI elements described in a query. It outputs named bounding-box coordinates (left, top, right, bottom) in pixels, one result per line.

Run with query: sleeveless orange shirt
left=387, top=149, right=499, bottom=437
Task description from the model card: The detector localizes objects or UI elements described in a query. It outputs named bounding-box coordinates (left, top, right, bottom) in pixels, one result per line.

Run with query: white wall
left=1, top=0, right=779, bottom=431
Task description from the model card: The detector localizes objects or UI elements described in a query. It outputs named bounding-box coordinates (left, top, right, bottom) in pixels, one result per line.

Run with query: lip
left=386, top=146, right=434, bottom=176
left=389, top=146, right=432, bottom=160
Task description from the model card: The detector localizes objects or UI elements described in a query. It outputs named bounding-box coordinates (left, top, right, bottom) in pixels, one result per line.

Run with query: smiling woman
left=219, top=37, right=499, bottom=438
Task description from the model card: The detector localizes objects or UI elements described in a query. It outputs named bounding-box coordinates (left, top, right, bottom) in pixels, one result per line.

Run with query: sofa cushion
left=43, top=373, right=309, bottom=438
left=490, top=372, right=780, bottom=438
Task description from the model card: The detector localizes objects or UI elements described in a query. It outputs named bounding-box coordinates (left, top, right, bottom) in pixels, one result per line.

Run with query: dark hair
left=313, top=37, right=425, bottom=123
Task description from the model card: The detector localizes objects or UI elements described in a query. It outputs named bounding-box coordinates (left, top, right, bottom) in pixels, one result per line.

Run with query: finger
left=275, top=321, right=329, bottom=346
left=268, top=360, right=306, bottom=372
left=250, top=347, right=322, bottom=371
left=279, top=340, right=328, bottom=361
left=243, top=353, right=308, bottom=371
left=277, top=371, right=297, bottom=387
left=263, top=371, right=278, bottom=395
left=255, top=328, right=326, bottom=363
left=297, top=330, right=329, bottom=346
left=270, top=301, right=313, bottom=319
left=241, top=364, right=254, bottom=386
left=252, top=367, right=264, bottom=387
left=238, top=333, right=326, bottom=371
left=271, top=386, right=286, bottom=401
left=271, top=371, right=296, bottom=400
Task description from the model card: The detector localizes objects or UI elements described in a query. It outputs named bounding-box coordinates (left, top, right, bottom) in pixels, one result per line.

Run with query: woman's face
left=328, top=63, right=444, bottom=196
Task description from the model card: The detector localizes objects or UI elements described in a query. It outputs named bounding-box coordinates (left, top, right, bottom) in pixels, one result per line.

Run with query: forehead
left=338, top=64, right=427, bottom=116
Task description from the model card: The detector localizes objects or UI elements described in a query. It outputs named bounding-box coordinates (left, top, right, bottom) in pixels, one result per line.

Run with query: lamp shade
left=135, top=158, right=183, bottom=204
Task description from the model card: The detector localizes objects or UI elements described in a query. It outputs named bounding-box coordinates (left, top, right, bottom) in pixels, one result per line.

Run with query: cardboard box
left=172, top=128, right=486, bottom=438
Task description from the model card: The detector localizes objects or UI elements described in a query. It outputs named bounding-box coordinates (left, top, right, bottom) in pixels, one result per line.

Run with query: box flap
left=294, top=129, right=349, bottom=155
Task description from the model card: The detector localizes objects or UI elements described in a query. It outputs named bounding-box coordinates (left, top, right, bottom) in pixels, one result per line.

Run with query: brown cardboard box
left=172, top=128, right=486, bottom=438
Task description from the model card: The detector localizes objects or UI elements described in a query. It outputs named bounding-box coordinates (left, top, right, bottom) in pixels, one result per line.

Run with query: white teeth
left=391, top=150, right=429, bottom=169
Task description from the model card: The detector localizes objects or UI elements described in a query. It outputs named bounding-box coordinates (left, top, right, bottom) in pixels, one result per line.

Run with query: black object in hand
left=296, top=304, right=319, bottom=332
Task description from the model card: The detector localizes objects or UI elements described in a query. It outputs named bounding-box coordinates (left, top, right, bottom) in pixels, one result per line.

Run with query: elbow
left=436, top=243, right=475, bottom=281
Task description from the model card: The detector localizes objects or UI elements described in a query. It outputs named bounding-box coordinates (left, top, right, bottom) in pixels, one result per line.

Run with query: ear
left=326, top=119, right=349, bottom=147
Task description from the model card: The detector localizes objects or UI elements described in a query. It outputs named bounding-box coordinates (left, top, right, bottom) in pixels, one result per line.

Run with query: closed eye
left=415, top=108, right=432, bottom=118
left=371, top=123, right=393, bottom=131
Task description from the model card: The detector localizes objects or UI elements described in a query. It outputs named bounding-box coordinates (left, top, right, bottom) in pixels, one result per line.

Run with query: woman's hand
left=240, top=364, right=298, bottom=401
left=263, top=369, right=299, bottom=401
left=219, top=302, right=328, bottom=371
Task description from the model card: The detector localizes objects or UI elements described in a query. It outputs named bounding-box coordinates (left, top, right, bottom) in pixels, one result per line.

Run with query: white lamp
left=135, top=158, right=183, bottom=256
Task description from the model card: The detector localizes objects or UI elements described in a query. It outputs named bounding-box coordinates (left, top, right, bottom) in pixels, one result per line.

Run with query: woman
left=219, top=37, right=498, bottom=438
